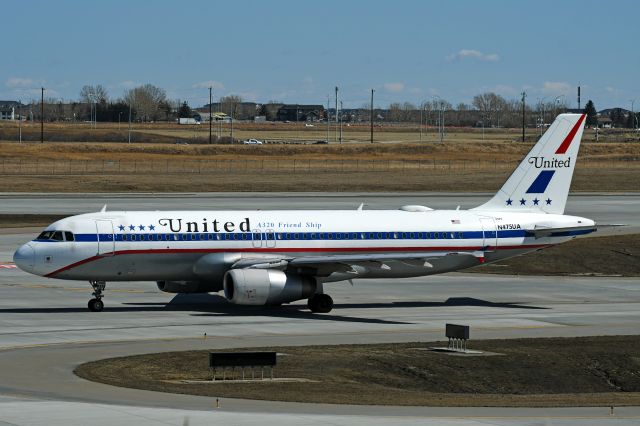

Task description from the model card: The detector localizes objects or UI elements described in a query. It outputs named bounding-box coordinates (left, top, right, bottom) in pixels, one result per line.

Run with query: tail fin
left=473, top=113, right=586, bottom=214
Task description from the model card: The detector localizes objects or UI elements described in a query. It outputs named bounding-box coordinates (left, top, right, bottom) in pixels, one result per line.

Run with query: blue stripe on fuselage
left=34, top=228, right=595, bottom=243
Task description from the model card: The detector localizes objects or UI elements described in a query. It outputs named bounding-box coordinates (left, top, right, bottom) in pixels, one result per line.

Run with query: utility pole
left=370, top=89, right=374, bottom=143
left=631, top=100, right=636, bottom=130
left=128, top=103, right=132, bottom=143
left=209, top=87, right=213, bottom=144
left=326, top=95, right=330, bottom=143
left=339, top=100, right=343, bottom=144
left=334, top=86, right=338, bottom=143
left=40, top=87, right=44, bottom=143
left=521, top=91, right=526, bottom=142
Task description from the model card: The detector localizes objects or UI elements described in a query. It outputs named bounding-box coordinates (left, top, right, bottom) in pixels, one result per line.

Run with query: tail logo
left=555, top=114, right=586, bottom=154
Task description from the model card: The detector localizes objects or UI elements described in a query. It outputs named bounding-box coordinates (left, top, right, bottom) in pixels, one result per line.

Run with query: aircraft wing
left=528, top=223, right=624, bottom=239
left=231, top=251, right=485, bottom=277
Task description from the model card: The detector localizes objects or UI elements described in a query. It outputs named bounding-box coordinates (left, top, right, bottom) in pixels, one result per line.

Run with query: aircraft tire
left=88, top=298, right=104, bottom=312
left=308, top=294, right=333, bottom=313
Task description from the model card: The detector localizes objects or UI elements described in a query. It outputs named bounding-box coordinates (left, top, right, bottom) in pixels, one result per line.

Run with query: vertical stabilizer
left=473, top=113, right=585, bottom=214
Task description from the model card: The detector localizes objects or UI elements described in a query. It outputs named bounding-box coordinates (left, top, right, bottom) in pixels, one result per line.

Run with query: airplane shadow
left=334, top=297, right=549, bottom=310
left=0, top=295, right=547, bottom=325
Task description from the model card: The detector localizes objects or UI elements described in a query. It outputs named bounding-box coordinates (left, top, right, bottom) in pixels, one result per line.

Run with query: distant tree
left=260, top=101, right=283, bottom=121
left=123, top=84, right=168, bottom=122
left=584, top=100, right=597, bottom=126
left=219, top=95, right=243, bottom=118
left=388, top=102, right=403, bottom=122
left=79, top=85, right=109, bottom=104
left=178, top=101, right=192, bottom=118
left=472, top=92, right=507, bottom=127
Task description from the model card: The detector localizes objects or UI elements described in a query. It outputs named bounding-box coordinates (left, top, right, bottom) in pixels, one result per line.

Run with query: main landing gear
left=88, top=280, right=106, bottom=312
left=307, top=293, right=333, bottom=313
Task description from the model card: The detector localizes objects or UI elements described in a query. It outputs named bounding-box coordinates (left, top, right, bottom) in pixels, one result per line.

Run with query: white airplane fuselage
left=14, top=209, right=594, bottom=282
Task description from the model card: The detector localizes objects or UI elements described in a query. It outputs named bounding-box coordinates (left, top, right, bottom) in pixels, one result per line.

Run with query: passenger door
left=479, top=217, right=497, bottom=252
left=95, top=219, right=115, bottom=256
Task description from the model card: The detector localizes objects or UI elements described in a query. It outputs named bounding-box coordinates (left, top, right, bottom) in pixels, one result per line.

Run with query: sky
left=2, top=0, right=639, bottom=110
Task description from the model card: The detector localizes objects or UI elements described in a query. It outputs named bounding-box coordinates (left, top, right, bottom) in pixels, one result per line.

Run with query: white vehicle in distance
left=242, top=138, right=263, bottom=145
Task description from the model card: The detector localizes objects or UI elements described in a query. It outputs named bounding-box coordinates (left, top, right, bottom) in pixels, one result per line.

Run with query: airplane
left=13, top=113, right=597, bottom=313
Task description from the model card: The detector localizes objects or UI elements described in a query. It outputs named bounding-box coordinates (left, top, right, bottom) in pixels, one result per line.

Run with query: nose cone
left=13, top=243, right=35, bottom=273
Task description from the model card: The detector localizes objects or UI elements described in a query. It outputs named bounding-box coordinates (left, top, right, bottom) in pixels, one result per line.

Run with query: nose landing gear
left=88, top=280, right=106, bottom=312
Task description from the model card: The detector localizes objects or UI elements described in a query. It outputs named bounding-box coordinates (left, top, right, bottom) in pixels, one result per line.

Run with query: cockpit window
left=36, top=230, right=74, bottom=241
left=36, top=231, right=54, bottom=240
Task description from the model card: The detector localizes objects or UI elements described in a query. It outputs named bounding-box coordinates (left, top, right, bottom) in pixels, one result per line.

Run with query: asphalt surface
left=1, top=193, right=639, bottom=425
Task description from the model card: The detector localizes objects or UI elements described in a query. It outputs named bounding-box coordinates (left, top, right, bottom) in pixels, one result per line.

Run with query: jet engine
left=156, top=280, right=222, bottom=294
left=223, top=269, right=316, bottom=306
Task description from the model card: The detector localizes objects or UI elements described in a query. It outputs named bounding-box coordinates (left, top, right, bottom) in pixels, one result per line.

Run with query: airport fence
left=0, top=158, right=637, bottom=176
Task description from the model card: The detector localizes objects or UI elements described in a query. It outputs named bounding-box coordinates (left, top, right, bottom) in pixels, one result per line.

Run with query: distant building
left=276, top=104, right=325, bottom=122
left=597, top=116, right=613, bottom=128
left=0, top=100, right=21, bottom=120
left=201, top=102, right=259, bottom=120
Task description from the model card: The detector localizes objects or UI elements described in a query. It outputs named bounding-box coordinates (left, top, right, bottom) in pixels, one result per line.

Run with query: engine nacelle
left=223, top=269, right=316, bottom=306
left=156, top=280, right=222, bottom=294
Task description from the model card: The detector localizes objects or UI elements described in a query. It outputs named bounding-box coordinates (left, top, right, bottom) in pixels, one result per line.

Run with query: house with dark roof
left=0, top=101, right=22, bottom=120
left=276, top=104, right=325, bottom=122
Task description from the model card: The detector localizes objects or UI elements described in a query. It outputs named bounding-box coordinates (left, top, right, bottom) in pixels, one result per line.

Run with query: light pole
left=432, top=96, right=443, bottom=143
left=128, top=103, right=132, bottom=144
left=420, top=103, right=423, bottom=142
left=209, top=87, right=213, bottom=144
left=334, top=86, right=339, bottom=143
left=537, top=97, right=547, bottom=137
left=230, top=102, right=234, bottom=142
left=631, top=100, right=636, bottom=130
left=18, top=100, right=22, bottom=143
left=521, top=91, right=526, bottom=142
left=118, top=112, right=122, bottom=130
left=554, top=95, right=565, bottom=119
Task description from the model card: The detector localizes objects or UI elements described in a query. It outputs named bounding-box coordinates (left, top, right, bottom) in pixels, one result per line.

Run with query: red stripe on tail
left=555, top=114, right=585, bottom=154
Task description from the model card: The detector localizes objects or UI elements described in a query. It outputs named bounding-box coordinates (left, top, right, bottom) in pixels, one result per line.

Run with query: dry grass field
left=0, top=121, right=638, bottom=192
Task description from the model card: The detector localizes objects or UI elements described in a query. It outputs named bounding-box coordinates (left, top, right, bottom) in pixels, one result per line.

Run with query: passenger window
left=64, top=231, right=74, bottom=241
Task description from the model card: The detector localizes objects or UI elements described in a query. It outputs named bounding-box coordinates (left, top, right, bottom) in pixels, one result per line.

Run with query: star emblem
left=546, top=198, right=552, bottom=205
left=138, top=225, right=146, bottom=231
left=520, top=198, right=526, bottom=205
left=533, top=198, right=539, bottom=205
left=128, top=224, right=136, bottom=231
left=118, top=225, right=125, bottom=231
left=506, top=198, right=513, bottom=206
left=148, top=224, right=155, bottom=231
